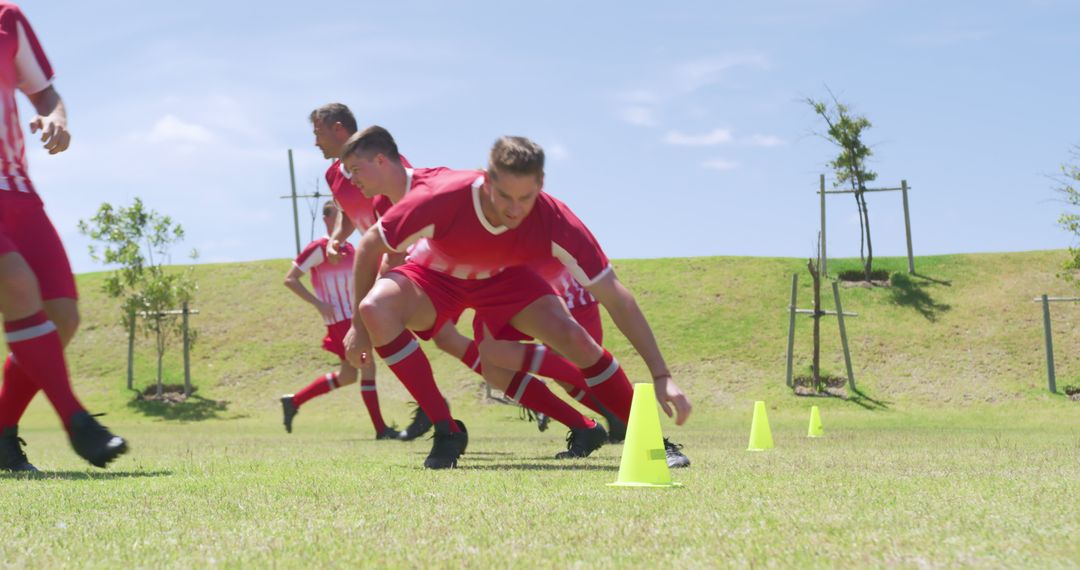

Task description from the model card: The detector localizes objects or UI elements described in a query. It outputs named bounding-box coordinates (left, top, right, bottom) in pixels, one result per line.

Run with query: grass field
left=4, top=251, right=1080, bottom=567
left=5, top=407, right=1079, bottom=567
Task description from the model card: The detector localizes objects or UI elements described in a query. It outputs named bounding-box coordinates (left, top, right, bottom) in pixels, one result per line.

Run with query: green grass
left=5, top=407, right=1079, bottom=567
left=4, top=251, right=1080, bottom=566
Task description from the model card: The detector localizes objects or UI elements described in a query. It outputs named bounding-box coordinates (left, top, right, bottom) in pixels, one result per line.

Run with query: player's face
left=343, top=153, right=383, bottom=198
left=312, top=120, right=339, bottom=159
left=486, top=170, right=542, bottom=229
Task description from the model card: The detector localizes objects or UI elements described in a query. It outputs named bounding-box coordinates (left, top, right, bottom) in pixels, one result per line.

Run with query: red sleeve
left=545, top=196, right=611, bottom=286
left=376, top=188, right=447, bottom=253
left=293, top=238, right=327, bottom=273
left=3, top=6, right=53, bottom=95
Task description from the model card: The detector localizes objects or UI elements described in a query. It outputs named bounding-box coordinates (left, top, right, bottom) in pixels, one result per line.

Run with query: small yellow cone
left=807, top=406, right=824, bottom=438
left=747, top=401, right=774, bottom=451
left=608, top=383, right=681, bottom=488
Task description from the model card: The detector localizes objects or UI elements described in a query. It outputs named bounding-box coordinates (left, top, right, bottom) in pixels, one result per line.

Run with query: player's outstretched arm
left=26, top=86, right=69, bottom=155
left=327, top=209, right=355, bottom=263
left=588, top=270, right=692, bottom=425
left=343, top=225, right=393, bottom=366
left=283, top=265, right=335, bottom=322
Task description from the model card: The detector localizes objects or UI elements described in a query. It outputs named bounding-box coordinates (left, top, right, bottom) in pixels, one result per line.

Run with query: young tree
left=78, top=198, right=198, bottom=397
left=1058, top=147, right=1080, bottom=281
left=807, top=90, right=879, bottom=281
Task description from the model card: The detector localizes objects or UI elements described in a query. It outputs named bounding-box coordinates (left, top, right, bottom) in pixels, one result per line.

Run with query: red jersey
left=326, top=154, right=413, bottom=233
left=531, top=256, right=597, bottom=310
left=0, top=3, right=53, bottom=196
left=377, top=168, right=612, bottom=285
left=294, top=236, right=356, bottom=325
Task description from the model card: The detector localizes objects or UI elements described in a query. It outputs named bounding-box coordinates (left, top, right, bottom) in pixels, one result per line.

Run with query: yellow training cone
left=747, top=401, right=774, bottom=451
left=807, top=406, right=824, bottom=438
left=608, top=383, right=681, bottom=488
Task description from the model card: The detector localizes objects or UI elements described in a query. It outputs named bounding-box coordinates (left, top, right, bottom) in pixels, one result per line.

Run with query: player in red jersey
left=341, top=127, right=691, bottom=469
left=309, top=103, right=463, bottom=440
left=0, top=2, right=127, bottom=471
left=279, top=201, right=397, bottom=440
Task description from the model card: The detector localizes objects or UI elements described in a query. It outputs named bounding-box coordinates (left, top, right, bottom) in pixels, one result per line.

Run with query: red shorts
left=322, top=319, right=351, bottom=360
left=387, top=263, right=556, bottom=341
left=479, top=300, right=604, bottom=344
left=0, top=194, right=78, bottom=300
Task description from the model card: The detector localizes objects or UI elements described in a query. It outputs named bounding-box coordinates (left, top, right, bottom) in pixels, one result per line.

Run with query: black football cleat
left=0, top=426, right=38, bottom=472
left=68, top=411, right=128, bottom=468
left=664, top=438, right=690, bottom=468
left=423, top=420, right=466, bottom=469
left=555, top=421, right=608, bottom=459
left=398, top=402, right=434, bottom=441
left=604, top=412, right=627, bottom=444
left=280, top=395, right=298, bottom=434
left=376, top=425, right=400, bottom=440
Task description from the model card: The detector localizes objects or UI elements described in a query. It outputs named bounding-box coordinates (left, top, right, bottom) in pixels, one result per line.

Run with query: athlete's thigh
left=367, top=271, right=439, bottom=333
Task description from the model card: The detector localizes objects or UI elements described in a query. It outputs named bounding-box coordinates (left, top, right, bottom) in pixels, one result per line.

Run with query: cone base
left=607, top=481, right=683, bottom=488
left=747, top=447, right=773, bottom=451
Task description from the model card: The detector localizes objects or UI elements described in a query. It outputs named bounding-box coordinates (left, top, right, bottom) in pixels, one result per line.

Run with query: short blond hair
left=488, top=136, right=544, bottom=181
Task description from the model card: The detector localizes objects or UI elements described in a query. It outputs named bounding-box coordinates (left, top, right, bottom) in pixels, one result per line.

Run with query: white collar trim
left=472, top=175, right=508, bottom=235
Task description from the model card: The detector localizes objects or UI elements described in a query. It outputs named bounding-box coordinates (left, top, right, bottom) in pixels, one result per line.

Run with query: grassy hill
left=23, top=249, right=1077, bottom=427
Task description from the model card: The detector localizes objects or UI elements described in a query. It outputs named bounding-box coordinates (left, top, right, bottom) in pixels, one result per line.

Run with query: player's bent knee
left=0, top=261, right=42, bottom=315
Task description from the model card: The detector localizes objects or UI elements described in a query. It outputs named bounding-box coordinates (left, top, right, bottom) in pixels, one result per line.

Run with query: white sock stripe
left=325, top=373, right=338, bottom=389
left=360, top=384, right=377, bottom=392
left=573, top=390, right=586, bottom=402
left=382, top=339, right=419, bottom=366
left=5, top=321, right=57, bottom=343
left=469, top=356, right=482, bottom=371
left=585, top=359, right=620, bottom=388
left=511, top=374, right=534, bottom=402
left=529, top=345, right=546, bottom=374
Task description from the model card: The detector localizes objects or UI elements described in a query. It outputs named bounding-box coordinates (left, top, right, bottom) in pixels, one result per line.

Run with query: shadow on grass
left=458, top=463, right=618, bottom=472
left=127, top=394, right=232, bottom=421
left=847, top=387, right=891, bottom=410
left=0, top=470, right=173, bottom=481
left=890, top=272, right=952, bottom=322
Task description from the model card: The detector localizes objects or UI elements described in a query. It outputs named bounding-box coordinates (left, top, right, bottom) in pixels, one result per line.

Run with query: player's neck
left=385, top=165, right=408, bottom=204
left=477, top=185, right=502, bottom=227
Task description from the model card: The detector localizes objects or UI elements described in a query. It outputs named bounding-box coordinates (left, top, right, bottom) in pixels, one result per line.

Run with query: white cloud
left=617, top=105, right=659, bottom=127
left=139, top=114, right=216, bottom=145
left=701, top=158, right=740, bottom=171
left=674, top=53, right=769, bottom=93
left=663, top=128, right=733, bottom=146
left=745, top=134, right=787, bottom=147
left=547, top=143, right=569, bottom=161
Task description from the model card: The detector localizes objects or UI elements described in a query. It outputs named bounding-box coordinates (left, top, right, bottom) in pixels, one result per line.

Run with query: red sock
left=376, top=330, right=459, bottom=432
left=359, top=379, right=387, bottom=433
left=579, top=349, right=633, bottom=423
left=460, top=341, right=483, bottom=375
left=522, top=344, right=587, bottom=389
left=564, top=386, right=609, bottom=417
left=3, top=312, right=84, bottom=427
left=293, top=372, right=338, bottom=407
left=0, top=355, right=40, bottom=430
left=507, top=372, right=595, bottom=430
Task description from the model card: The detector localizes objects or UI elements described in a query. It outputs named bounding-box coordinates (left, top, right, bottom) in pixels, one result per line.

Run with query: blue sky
left=16, top=0, right=1080, bottom=273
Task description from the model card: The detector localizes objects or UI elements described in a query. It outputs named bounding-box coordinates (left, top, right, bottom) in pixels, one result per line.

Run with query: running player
left=279, top=201, right=397, bottom=440
left=340, top=127, right=691, bottom=469
left=0, top=1, right=127, bottom=471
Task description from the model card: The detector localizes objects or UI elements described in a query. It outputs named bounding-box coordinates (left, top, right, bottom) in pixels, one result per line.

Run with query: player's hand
left=344, top=323, right=372, bottom=367
left=29, top=113, right=70, bottom=155
left=326, top=240, right=345, bottom=264
left=315, top=301, right=336, bottom=322
left=653, top=375, right=692, bottom=425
